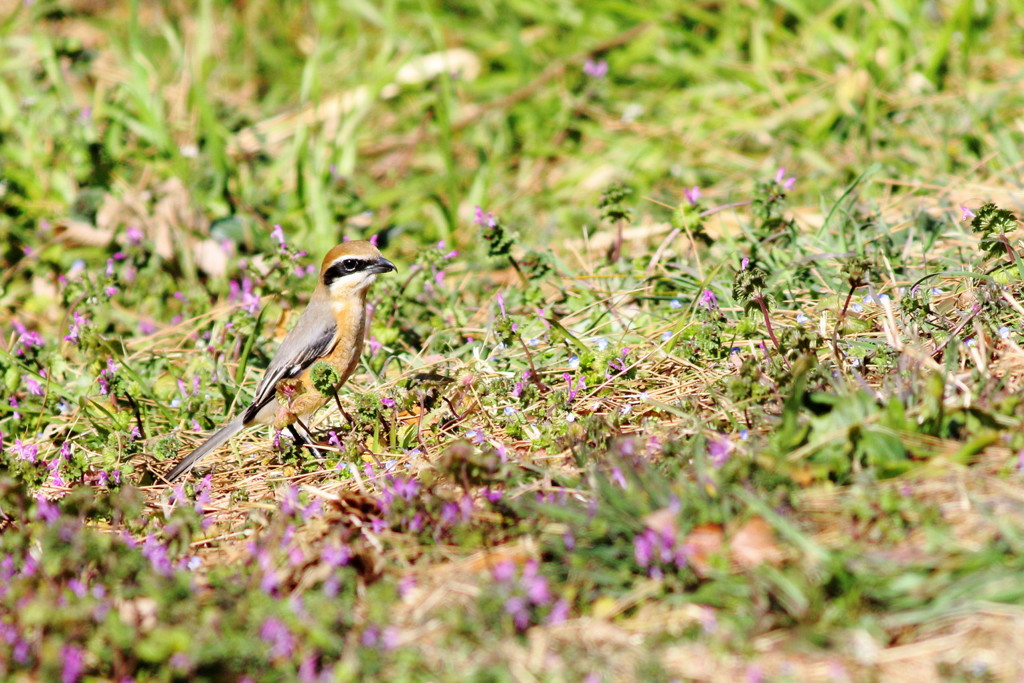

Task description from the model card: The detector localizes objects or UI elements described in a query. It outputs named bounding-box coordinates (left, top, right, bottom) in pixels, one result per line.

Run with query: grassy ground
left=3, top=0, right=1024, bottom=680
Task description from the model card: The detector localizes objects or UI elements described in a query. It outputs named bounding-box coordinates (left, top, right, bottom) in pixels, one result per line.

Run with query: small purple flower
left=141, top=534, right=173, bottom=577
left=683, top=186, right=702, bottom=206
left=322, top=544, right=351, bottom=567
left=36, top=495, right=60, bottom=523
left=391, top=476, right=420, bottom=501
left=698, top=289, right=718, bottom=311
left=61, top=644, right=85, bottom=683
left=610, top=466, right=627, bottom=489
left=961, top=206, right=976, bottom=221
left=504, top=595, right=530, bottom=630
left=47, top=458, right=66, bottom=487
left=547, top=599, right=570, bottom=625
left=740, top=257, right=750, bottom=270
left=270, top=224, right=287, bottom=249
left=125, top=225, right=144, bottom=245
left=774, top=167, right=796, bottom=191
left=474, top=206, right=497, bottom=228
left=708, top=434, right=734, bottom=468
left=634, top=529, right=655, bottom=568
left=281, top=485, right=300, bottom=516
left=64, top=311, right=88, bottom=344
left=492, top=560, right=516, bottom=583
left=582, top=58, right=608, bottom=79
left=524, top=574, right=551, bottom=605
left=24, top=376, right=44, bottom=395
left=381, top=396, right=396, bottom=409
left=12, top=440, right=38, bottom=463
left=260, top=617, right=296, bottom=659
left=12, top=321, right=44, bottom=355
left=367, top=336, right=382, bottom=355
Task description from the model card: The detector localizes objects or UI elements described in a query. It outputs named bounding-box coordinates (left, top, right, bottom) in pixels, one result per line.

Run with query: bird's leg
left=288, top=419, right=321, bottom=457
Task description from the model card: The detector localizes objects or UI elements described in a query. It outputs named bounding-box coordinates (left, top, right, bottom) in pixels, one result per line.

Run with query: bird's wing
left=243, top=296, right=338, bottom=422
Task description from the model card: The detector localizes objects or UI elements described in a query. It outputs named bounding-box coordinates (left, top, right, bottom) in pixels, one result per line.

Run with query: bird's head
left=320, top=241, right=397, bottom=297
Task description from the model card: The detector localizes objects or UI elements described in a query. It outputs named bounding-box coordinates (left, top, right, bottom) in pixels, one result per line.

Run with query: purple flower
left=504, top=595, right=530, bottom=630
left=98, top=358, right=117, bottom=395
left=634, top=529, right=655, bottom=568
left=583, top=58, right=608, bottom=79
left=698, top=289, right=718, bottom=311
left=492, top=559, right=516, bottom=583
left=47, top=459, right=66, bottom=487
left=36, top=495, right=60, bottom=523
left=961, top=205, right=976, bottom=221
left=64, top=311, right=88, bottom=344
left=322, top=544, right=351, bottom=567
left=141, top=534, right=173, bottom=577
left=610, top=466, right=627, bottom=489
left=547, top=599, right=570, bottom=625
left=524, top=574, right=551, bottom=605
left=125, top=225, right=144, bottom=246
left=12, top=440, right=38, bottom=463
left=391, top=476, right=420, bottom=501
left=774, top=167, right=796, bottom=191
left=12, top=321, right=43, bottom=355
left=381, top=396, right=396, bottom=409
left=61, top=644, right=85, bottom=683
left=260, top=617, right=296, bottom=659
left=440, top=502, right=459, bottom=526
left=708, top=433, right=734, bottom=468
left=474, top=206, right=497, bottom=228
left=367, top=336, right=382, bottom=355
left=683, top=186, right=702, bottom=206
left=22, top=375, right=44, bottom=395
left=270, top=224, right=287, bottom=249
left=282, top=485, right=300, bottom=516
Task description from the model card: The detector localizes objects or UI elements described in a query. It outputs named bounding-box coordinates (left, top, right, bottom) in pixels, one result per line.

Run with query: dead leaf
left=683, top=523, right=724, bottom=576
left=729, top=517, right=784, bottom=569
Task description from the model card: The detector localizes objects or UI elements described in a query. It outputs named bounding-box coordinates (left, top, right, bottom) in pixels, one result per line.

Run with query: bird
left=164, top=240, right=396, bottom=482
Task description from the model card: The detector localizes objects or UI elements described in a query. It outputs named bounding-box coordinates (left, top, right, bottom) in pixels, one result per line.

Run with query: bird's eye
left=343, top=259, right=358, bottom=272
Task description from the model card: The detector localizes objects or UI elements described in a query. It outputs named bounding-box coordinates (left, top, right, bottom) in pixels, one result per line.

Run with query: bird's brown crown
left=320, top=240, right=384, bottom=276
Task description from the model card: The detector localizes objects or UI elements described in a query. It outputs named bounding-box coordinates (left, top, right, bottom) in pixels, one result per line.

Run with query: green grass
left=3, top=0, right=1024, bottom=680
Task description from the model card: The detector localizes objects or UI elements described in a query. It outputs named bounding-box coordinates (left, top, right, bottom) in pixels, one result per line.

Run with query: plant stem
left=756, top=296, right=789, bottom=368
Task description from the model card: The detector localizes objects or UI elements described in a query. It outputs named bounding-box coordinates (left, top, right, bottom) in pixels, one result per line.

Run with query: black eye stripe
left=323, top=258, right=369, bottom=286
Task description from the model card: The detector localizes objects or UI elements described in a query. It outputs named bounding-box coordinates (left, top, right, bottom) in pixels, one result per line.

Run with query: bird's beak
left=369, top=257, right=397, bottom=274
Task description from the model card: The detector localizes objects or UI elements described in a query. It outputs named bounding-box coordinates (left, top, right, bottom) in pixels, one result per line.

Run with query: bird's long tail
left=165, top=416, right=247, bottom=482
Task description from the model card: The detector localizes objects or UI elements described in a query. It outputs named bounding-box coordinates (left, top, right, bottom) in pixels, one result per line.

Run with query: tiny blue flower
left=931, top=288, right=943, bottom=296
left=669, top=299, right=682, bottom=309
left=862, top=295, right=876, bottom=305
left=730, top=347, right=741, bottom=354
left=795, top=314, right=809, bottom=324
left=527, top=337, right=540, bottom=346
left=503, top=406, right=517, bottom=416
left=964, top=337, right=976, bottom=347
left=592, top=337, right=609, bottom=351
left=567, top=356, right=580, bottom=369
left=999, top=326, right=1011, bottom=339
left=620, top=404, right=632, bottom=415
left=661, top=331, right=672, bottom=342
left=851, top=303, right=864, bottom=313
left=878, top=293, right=890, bottom=303
left=565, top=413, right=577, bottom=423
left=739, top=429, right=749, bottom=440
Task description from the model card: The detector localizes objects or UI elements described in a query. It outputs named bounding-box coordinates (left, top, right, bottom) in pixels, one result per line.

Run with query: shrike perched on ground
left=165, top=240, right=396, bottom=482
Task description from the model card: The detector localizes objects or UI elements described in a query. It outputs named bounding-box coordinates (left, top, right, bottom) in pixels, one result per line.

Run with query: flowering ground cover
left=3, top=2, right=1024, bottom=680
